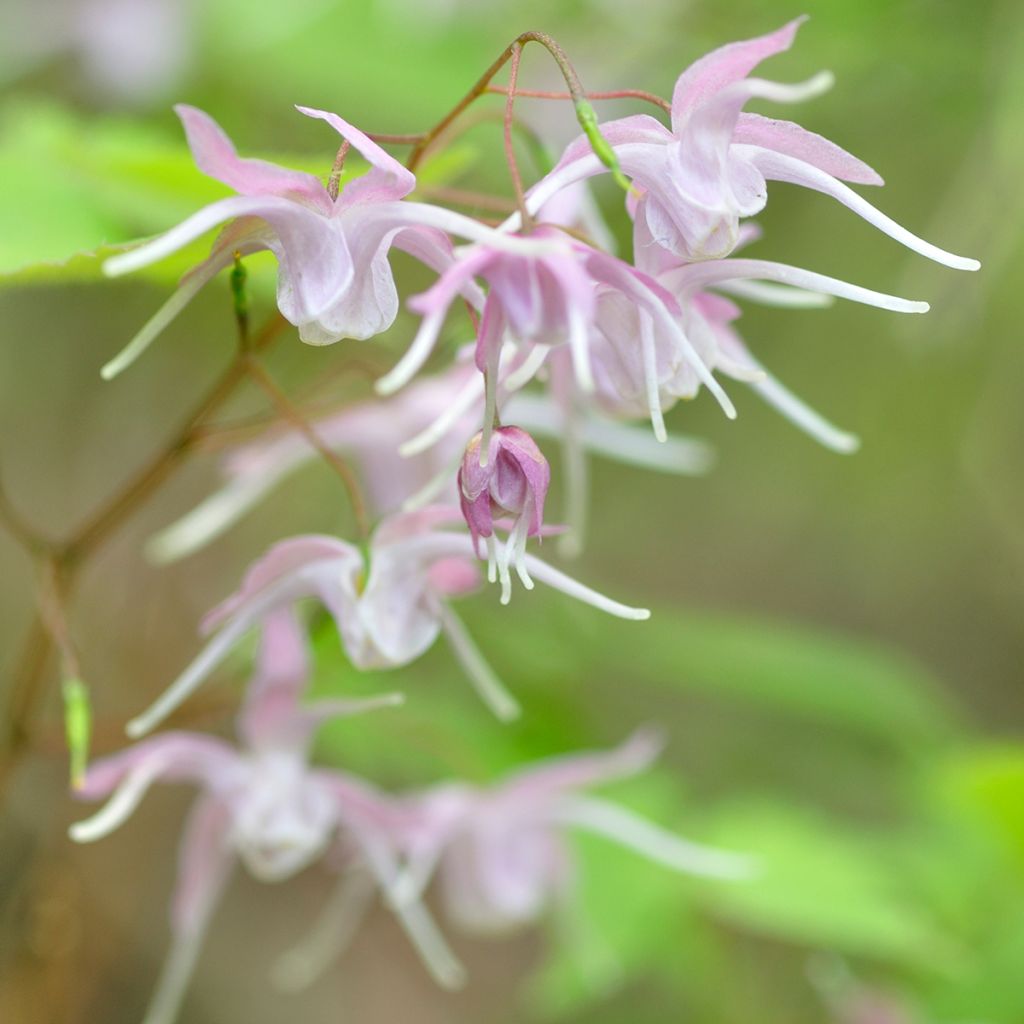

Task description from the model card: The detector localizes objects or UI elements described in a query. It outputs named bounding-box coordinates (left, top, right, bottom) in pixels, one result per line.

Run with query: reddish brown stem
left=485, top=84, right=672, bottom=114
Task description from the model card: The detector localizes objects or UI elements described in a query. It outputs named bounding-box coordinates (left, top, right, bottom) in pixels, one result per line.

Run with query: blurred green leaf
left=700, top=800, right=956, bottom=970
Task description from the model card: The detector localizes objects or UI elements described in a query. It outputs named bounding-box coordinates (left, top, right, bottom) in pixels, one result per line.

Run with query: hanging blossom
left=68, top=610, right=461, bottom=1024
left=99, top=104, right=555, bottom=378
left=584, top=216, right=940, bottom=451
left=374, top=224, right=738, bottom=432
left=125, top=507, right=649, bottom=734
left=276, top=729, right=753, bottom=988
left=520, top=18, right=979, bottom=271
left=459, top=426, right=551, bottom=602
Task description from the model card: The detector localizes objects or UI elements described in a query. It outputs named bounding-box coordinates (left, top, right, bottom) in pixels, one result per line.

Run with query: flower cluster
left=74, top=18, right=977, bottom=1023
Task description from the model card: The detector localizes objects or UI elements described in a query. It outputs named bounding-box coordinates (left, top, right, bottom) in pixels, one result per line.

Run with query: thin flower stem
left=485, top=85, right=672, bottom=115
left=406, top=30, right=624, bottom=178
left=242, top=355, right=370, bottom=541
left=0, top=311, right=289, bottom=799
left=504, top=43, right=533, bottom=231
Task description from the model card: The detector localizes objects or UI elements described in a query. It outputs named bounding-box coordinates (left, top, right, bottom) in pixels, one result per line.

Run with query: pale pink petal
left=202, top=536, right=361, bottom=633
left=502, top=730, right=663, bottom=804
left=175, top=104, right=328, bottom=206
left=171, top=796, right=235, bottom=933
left=237, top=607, right=311, bottom=750
left=671, top=17, right=807, bottom=129
left=296, top=105, right=416, bottom=204
left=734, top=112, right=882, bottom=184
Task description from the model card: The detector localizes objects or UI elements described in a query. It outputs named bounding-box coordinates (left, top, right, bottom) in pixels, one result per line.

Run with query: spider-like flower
left=68, top=610, right=455, bottom=1024
left=525, top=18, right=979, bottom=270
left=585, top=217, right=937, bottom=450
left=125, top=507, right=649, bottom=733
left=275, top=731, right=753, bottom=988
left=375, top=226, right=737, bottom=428
left=99, top=104, right=549, bottom=377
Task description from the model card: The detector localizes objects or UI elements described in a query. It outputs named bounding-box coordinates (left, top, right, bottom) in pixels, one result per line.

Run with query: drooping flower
left=524, top=18, right=979, bottom=270
left=269, top=731, right=752, bottom=990
left=68, top=610, right=459, bottom=1024
left=375, top=225, right=737, bottom=427
left=586, top=216, right=937, bottom=451
left=99, top=104, right=551, bottom=377
left=458, top=426, right=551, bottom=601
left=125, top=507, right=649, bottom=734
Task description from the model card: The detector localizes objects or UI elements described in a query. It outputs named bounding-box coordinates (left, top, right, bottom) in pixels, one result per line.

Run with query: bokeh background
left=1, top=0, right=1022, bottom=1021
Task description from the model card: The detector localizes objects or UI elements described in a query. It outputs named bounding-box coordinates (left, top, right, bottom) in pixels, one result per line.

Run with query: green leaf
left=700, top=799, right=956, bottom=969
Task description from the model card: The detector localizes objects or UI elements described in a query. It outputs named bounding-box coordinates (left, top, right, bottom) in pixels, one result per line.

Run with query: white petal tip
left=653, top=425, right=668, bottom=444
left=68, top=823, right=94, bottom=844
left=374, top=375, right=401, bottom=396
left=125, top=718, right=149, bottom=740
left=99, top=359, right=125, bottom=381
left=631, top=609, right=652, bottom=621
left=496, top=702, right=522, bottom=723
left=912, top=301, right=930, bottom=314
left=961, top=258, right=981, bottom=272
left=834, top=435, right=861, bottom=455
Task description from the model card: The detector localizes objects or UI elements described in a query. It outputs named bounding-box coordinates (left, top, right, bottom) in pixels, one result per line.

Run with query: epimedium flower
left=279, top=730, right=753, bottom=975
left=585, top=216, right=937, bottom=451
left=374, top=225, right=738, bottom=431
left=67, top=609, right=444, bottom=1024
left=98, top=104, right=554, bottom=378
left=124, top=507, right=650, bottom=734
left=523, top=18, right=980, bottom=270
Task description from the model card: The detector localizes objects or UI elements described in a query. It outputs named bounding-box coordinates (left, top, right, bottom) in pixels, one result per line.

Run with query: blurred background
left=1, top=0, right=1021, bottom=1021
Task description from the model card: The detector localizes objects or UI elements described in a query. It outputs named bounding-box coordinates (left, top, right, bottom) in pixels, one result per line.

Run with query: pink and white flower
left=375, top=225, right=737, bottom=425
left=99, top=104, right=548, bottom=377
left=68, top=609, right=440, bottom=1024
left=524, top=18, right=979, bottom=270
left=126, top=508, right=649, bottom=733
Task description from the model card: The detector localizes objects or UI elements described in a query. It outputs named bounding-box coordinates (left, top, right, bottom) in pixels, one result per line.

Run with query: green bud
left=62, top=677, right=92, bottom=790
left=231, top=254, right=248, bottom=323
left=575, top=99, right=634, bottom=195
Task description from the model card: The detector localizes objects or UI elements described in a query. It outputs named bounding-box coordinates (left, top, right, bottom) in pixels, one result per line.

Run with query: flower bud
left=458, top=427, right=550, bottom=603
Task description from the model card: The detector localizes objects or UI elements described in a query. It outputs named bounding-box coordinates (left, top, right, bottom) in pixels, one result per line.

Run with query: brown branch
left=485, top=84, right=672, bottom=114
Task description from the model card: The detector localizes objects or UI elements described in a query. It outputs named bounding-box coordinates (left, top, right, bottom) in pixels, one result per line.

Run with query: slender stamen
left=638, top=309, right=667, bottom=443
left=437, top=602, right=520, bottom=721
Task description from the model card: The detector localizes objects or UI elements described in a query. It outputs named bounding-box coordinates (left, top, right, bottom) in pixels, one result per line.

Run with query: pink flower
left=384, top=731, right=754, bottom=934
left=458, top=426, right=551, bottom=601
left=125, top=508, right=649, bottom=733
left=586, top=216, right=935, bottom=450
left=375, top=226, right=737, bottom=425
left=68, top=609, right=433, bottom=1024
left=526, top=19, right=979, bottom=269
left=99, top=105, right=544, bottom=377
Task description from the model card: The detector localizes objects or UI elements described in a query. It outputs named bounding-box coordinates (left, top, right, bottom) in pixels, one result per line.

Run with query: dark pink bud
left=458, top=427, right=550, bottom=602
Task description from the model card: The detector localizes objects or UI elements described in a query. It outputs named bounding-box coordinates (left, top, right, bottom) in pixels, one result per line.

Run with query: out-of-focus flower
left=525, top=18, right=979, bottom=270
left=68, top=610, right=432, bottom=1024
left=126, top=508, right=649, bottom=734
left=147, top=355, right=713, bottom=566
left=388, top=730, right=753, bottom=933
left=99, top=105, right=551, bottom=377
left=459, top=426, right=551, bottom=602
left=376, top=226, right=737, bottom=427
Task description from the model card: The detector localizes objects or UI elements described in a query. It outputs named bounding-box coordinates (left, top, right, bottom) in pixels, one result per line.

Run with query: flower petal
left=671, top=17, right=807, bottom=129
left=176, top=104, right=328, bottom=205
left=296, top=105, right=416, bottom=204
left=734, top=112, right=882, bottom=185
